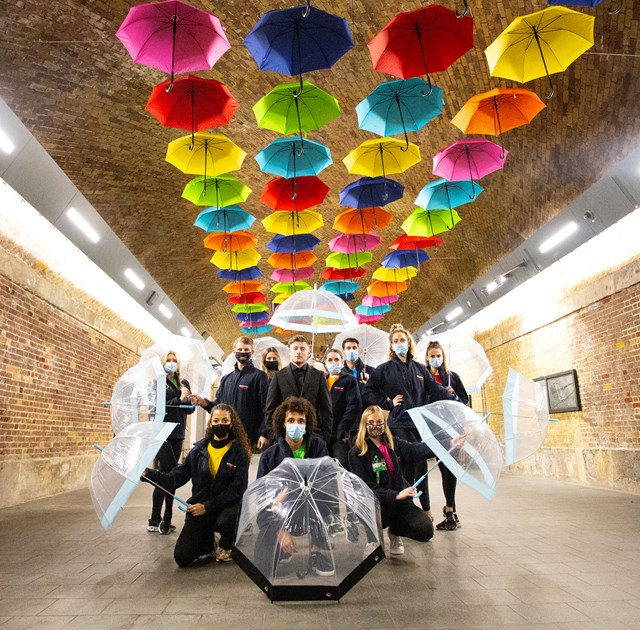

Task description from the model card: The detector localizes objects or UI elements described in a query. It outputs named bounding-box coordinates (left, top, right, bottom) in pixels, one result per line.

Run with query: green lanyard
left=372, top=454, right=387, bottom=484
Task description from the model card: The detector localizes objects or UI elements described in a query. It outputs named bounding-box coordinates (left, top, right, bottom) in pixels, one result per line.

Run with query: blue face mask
left=164, top=361, right=178, bottom=374
left=286, top=424, right=306, bottom=441
left=326, top=363, right=342, bottom=374
left=429, top=357, right=443, bottom=369
left=392, top=343, right=408, bottom=357
left=345, top=350, right=358, bottom=362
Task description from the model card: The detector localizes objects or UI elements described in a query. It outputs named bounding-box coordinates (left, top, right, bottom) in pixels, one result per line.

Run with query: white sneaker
left=389, top=534, right=404, bottom=555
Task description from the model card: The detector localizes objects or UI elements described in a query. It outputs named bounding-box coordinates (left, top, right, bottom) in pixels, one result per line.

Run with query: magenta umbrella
left=116, top=0, right=231, bottom=91
left=362, top=294, right=399, bottom=307
left=270, top=267, right=316, bottom=282
left=329, top=233, right=381, bottom=254
left=433, top=138, right=507, bottom=197
left=356, top=313, right=385, bottom=324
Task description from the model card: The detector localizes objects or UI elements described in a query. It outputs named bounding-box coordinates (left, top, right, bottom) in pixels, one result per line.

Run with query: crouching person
left=144, top=403, right=251, bottom=567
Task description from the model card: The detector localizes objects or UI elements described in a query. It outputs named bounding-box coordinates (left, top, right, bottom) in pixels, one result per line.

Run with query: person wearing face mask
left=363, top=324, right=455, bottom=521
left=261, top=347, right=282, bottom=380
left=323, top=348, right=362, bottom=470
left=191, top=336, right=268, bottom=449
left=425, top=341, right=468, bottom=531
left=349, top=406, right=435, bottom=556
left=147, top=351, right=195, bottom=535
left=341, top=337, right=374, bottom=392
left=144, top=404, right=251, bottom=566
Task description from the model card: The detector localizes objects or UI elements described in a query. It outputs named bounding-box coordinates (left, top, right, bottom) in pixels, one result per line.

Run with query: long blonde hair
left=387, top=323, right=416, bottom=360
left=355, top=406, right=395, bottom=456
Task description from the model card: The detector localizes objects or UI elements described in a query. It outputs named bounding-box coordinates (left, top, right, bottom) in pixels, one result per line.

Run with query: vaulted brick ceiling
left=1, top=0, right=639, bottom=348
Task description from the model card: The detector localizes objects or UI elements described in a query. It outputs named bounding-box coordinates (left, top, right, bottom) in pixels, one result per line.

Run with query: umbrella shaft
left=141, top=474, right=189, bottom=507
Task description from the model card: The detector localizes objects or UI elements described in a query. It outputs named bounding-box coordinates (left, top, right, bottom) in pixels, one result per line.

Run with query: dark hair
left=272, top=396, right=317, bottom=439
left=323, top=348, right=342, bottom=362
left=288, top=334, right=309, bottom=347
left=426, top=340, right=449, bottom=373
left=205, top=403, right=252, bottom=458
left=341, top=337, right=359, bottom=349
left=261, top=347, right=282, bottom=372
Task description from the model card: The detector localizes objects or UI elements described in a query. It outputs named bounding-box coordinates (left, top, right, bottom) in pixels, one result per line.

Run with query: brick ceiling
left=1, top=0, right=640, bottom=349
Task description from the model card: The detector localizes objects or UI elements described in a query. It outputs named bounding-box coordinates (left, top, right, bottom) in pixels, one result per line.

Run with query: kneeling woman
left=348, top=406, right=434, bottom=555
left=144, top=404, right=251, bottom=567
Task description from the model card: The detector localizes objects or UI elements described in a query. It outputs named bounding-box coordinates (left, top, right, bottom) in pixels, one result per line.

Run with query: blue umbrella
left=356, top=79, right=444, bottom=149
left=242, top=325, right=272, bottom=335
left=256, top=137, right=332, bottom=178
left=266, top=234, right=320, bottom=253
left=321, top=280, right=360, bottom=295
left=415, top=179, right=482, bottom=210
left=337, top=292, right=356, bottom=303
left=194, top=206, right=256, bottom=233
left=243, top=4, right=354, bottom=77
left=339, top=176, right=404, bottom=208
left=236, top=312, right=271, bottom=324
left=355, top=304, right=391, bottom=316
left=381, top=250, right=429, bottom=269
left=548, top=0, right=622, bottom=13
left=217, top=266, right=263, bottom=281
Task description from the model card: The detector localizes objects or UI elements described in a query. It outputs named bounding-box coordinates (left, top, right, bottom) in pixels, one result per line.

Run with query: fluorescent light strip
left=66, top=207, right=100, bottom=243
left=446, top=306, right=463, bottom=321
left=158, top=304, right=173, bottom=319
left=485, top=281, right=499, bottom=294
left=124, top=268, right=145, bottom=291
left=180, top=327, right=192, bottom=337
left=0, top=128, right=15, bottom=155
left=539, top=221, right=578, bottom=254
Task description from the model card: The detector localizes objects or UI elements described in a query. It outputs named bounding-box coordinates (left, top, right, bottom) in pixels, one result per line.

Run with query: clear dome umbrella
left=220, top=336, right=290, bottom=377
left=332, top=323, right=390, bottom=369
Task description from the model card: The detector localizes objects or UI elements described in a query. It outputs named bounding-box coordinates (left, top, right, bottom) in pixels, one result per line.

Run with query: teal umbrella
left=194, top=205, right=255, bottom=232
left=255, top=137, right=332, bottom=178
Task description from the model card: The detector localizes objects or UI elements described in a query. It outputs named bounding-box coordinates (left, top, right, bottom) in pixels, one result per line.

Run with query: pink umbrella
left=433, top=138, right=507, bottom=197
left=270, top=267, right=316, bottom=282
left=240, top=317, right=269, bottom=329
left=116, top=0, right=231, bottom=90
left=329, top=233, right=382, bottom=254
left=362, top=294, right=398, bottom=307
left=356, top=313, right=385, bottom=324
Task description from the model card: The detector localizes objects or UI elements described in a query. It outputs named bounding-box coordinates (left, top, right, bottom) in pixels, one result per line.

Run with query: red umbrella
left=227, top=292, right=266, bottom=305
left=322, top=267, right=367, bottom=281
left=368, top=4, right=473, bottom=92
left=389, top=235, right=444, bottom=250
left=270, top=267, right=316, bottom=282
left=261, top=176, right=329, bottom=211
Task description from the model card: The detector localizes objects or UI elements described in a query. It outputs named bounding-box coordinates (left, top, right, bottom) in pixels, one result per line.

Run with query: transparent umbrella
left=220, top=336, right=290, bottom=377
left=233, top=457, right=384, bottom=601
left=332, top=324, right=389, bottom=368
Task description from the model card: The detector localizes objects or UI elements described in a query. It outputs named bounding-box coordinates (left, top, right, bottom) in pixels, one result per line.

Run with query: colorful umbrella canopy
left=182, top=174, right=251, bottom=207
left=361, top=293, right=398, bottom=307
left=326, top=251, right=373, bottom=269
left=333, top=207, right=393, bottom=234
left=266, top=234, right=320, bottom=253
left=262, top=209, right=323, bottom=235
left=253, top=80, right=340, bottom=140
left=211, top=249, right=261, bottom=270
left=401, top=208, right=461, bottom=237
left=227, top=292, right=266, bottom=305
left=271, top=281, right=312, bottom=294
left=222, top=280, right=265, bottom=294
left=236, top=312, right=271, bottom=324
left=343, top=138, right=421, bottom=177
left=355, top=304, right=391, bottom=316
left=270, top=267, right=316, bottom=282
left=336, top=292, right=356, bottom=302
left=321, top=280, right=360, bottom=295
left=340, top=176, right=404, bottom=209
left=323, top=267, right=367, bottom=281
left=240, top=325, right=273, bottom=334
left=267, top=251, right=318, bottom=269
left=204, top=230, right=257, bottom=252
left=372, top=266, right=418, bottom=282
left=415, top=179, right=482, bottom=210
left=367, top=280, right=407, bottom=296
left=166, top=132, right=246, bottom=176
left=116, top=0, right=231, bottom=89
left=329, top=232, right=381, bottom=254
left=355, top=314, right=385, bottom=324
left=368, top=4, right=474, bottom=90
left=194, top=206, right=255, bottom=233
left=243, top=5, right=354, bottom=76
left=256, top=137, right=332, bottom=178
left=261, top=176, right=329, bottom=211
left=356, top=78, right=443, bottom=147
left=381, top=250, right=429, bottom=268
left=217, top=266, right=263, bottom=281
left=232, top=303, right=269, bottom=314
left=484, top=6, right=595, bottom=98
left=390, top=234, right=444, bottom=250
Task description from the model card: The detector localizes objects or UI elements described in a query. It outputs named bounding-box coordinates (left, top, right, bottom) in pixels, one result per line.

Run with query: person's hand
left=392, top=394, right=404, bottom=407
left=451, top=434, right=466, bottom=449
left=186, top=503, right=206, bottom=517
left=446, top=386, right=455, bottom=395
left=190, top=394, right=205, bottom=407
left=342, top=436, right=350, bottom=443
left=361, top=372, right=370, bottom=383
left=277, top=530, right=297, bottom=554
left=396, top=487, right=417, bottom=501
left=257, top=436, right=269, bottom=450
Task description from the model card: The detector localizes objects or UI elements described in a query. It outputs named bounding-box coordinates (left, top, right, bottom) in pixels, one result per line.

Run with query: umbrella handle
left=455, top=0, right=472, bottom=18
left=302, top=0, right=312, bottom=17
left=165, top=14, right=178, bottom=93
left=608, top=0, right=622, bottom=14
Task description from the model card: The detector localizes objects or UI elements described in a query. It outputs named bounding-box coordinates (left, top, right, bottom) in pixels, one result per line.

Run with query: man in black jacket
left=341, top=337, right=375, bottom=393
left=258, top=335, right=333, bottom=448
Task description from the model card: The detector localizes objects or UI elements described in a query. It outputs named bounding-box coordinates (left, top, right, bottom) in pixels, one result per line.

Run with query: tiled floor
left=1, top=462, right=639, bottom=629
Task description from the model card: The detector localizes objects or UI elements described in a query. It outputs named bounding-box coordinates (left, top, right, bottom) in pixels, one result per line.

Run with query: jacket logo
left=417, top=375, right=424, bottom=381
left=226, top=462, right=237, bottom=471
left=335, top=386, right=344, bottom=391
left=239, top=385, right=248, bottom=390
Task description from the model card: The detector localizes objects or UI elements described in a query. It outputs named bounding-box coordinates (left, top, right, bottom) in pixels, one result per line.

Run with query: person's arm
left=425, top=369, right=456, bottom=402
left=144, top=449, right=194, bottom=489
left=338, top=378, right=362, bottom=440
left=256, top=370, right=269, bottom=429
left=261, top=376, right=280, bottom=438
left=348, top=447, right=399, bottom=506
left=317, top=375, right=333, bottom=442
left=395, top=437, right=434, bottom=464
left=363, top=366, right=393, bottom=411
left=450, top=371, right=469, bottom=405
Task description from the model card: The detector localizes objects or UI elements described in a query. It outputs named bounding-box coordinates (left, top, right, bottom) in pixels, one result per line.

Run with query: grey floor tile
left=0, top=598, right=56, bottom=616
left=0, top=584, right=58, bottom=599
left=508, top=603, right=591, bottom=624
left=567, top=600, right=640, bottom=625
left=130, top=615, right=203, bottom=629
left=100, top=598, right=170, bottom=615
left=558, top=622, right=633, bottom=630
left=561, top=584, right=634, bottom=602
left=39, top=598, right=113, bottom=616
left=47, top=585, right=112, bottom=599
left=456, top=589, right=523, bottom=606
left=507, top=587, right=578, bottom=604
left=64, top=615, right=138, bottom=629
left=0, top=616, right=74, bottom=629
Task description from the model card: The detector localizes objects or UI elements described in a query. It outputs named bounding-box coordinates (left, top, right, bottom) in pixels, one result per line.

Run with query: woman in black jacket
left=145, top=403, right=251, bottom=567
left=425, top=341, right=469, bottom=531
left=148, top=351, right=195, bottom=535
left=348, top=406, right=434, bottom=556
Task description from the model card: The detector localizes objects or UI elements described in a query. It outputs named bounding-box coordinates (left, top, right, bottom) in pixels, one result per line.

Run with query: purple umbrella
left=329, top=233, right=381, bottom=254
left=270, top=267, right=316, bottom=282
left=116, top=0, right=231, bottom=91
left=433, top=138, right=507, bottom=197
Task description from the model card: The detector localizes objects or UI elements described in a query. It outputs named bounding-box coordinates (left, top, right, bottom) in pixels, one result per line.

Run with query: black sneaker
left=453, top=512, right=461, bottom=528
left=435, top=511, right=457, bottom=531
left=159, top=520, right=176, bottom=535
left=310, top=552, right=335, bottom=577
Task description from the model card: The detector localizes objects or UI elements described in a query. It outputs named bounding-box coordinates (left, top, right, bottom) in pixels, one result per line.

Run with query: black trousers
left=391, top=428, right=432, bottom=511
left=365, top=499, right=433, bottom=543
left=330, top=438, right=350, bottom=471
left=439, top=460, right=457, bottom=511
left=150, top=438, right=182, bottom=524
left=173, top=506, right=239, bottom=568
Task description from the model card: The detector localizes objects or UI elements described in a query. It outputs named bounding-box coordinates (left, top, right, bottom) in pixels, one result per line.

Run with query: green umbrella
left=231, top=303, right=269, bottom=314
left=401, top=208, right=461, bottom=237
left=253, top=80, right=341, bottom=144
left=271, top=281, right=312, bottom=294
left=182, top=174, right=252, bottom=207
left=325, top=251, right=373, bottom=269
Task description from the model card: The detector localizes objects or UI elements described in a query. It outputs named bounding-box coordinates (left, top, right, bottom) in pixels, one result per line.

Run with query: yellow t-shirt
left=207, top=440, right=233, bottom=478
left=328, top=375, right=340, bottom=390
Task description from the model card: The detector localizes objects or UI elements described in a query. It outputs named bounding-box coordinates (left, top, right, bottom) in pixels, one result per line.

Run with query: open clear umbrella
left=332, top=324, right=390, bottom=368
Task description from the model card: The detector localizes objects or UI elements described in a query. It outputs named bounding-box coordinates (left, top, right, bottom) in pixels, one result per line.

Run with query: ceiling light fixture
left=445, top=306, right=463, bottom=322
left=539, top=221, right=578, bottom=254
left=66, top=207, right=100, bottom=243
left=180, top=327, right=192, bottom=337
left=158, top=304, right=173, bottom=319
left=124, top=268, right=145, bottom=291
left=0, top=128, right=15, bottom=155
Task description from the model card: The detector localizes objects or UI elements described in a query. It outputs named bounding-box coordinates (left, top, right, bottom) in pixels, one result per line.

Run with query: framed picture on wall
left=545, top=370, right=581, bottom=413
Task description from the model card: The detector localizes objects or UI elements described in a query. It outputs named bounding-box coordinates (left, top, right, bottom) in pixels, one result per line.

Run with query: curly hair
left=204, top=403, right=252, bottom=459
left=272, top=396, right=317, bottom=439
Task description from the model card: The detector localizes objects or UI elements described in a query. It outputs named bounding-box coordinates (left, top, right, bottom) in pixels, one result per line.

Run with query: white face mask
left=392, top=343, right=408, bottom=357
left=429, top=357, right=443, bottom=369
left=164, top=361, right=178, bottom=374
left=326, top=363, right=342, bottom=374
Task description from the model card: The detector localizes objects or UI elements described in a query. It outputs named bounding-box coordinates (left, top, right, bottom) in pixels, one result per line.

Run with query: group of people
left=144, top=323, right=468, bottom=570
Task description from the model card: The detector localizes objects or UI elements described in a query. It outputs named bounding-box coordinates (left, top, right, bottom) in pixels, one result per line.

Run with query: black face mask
left=211, top=424, right=231, bottom=439
left=235, top=351, right=252, bottom=364
left=264, top=360, right=279, bottom=371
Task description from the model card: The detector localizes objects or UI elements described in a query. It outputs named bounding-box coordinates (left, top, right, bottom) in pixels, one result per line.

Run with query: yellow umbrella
left=166, top=132, right=247, bottom=176
left=262, top=210, right=323, bottom=236
left=484, top=6, right=594, bottom=99
left=210, top=249, right=260, bottom=270
left=372, top=266, right=418, bottom=282
left=343, top=137, right=421, bottom=177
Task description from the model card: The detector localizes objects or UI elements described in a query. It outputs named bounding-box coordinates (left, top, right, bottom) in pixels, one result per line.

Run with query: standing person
left=349, top=406, right=435, bottom=555
left=148, top=351, right=194, bottom=535
left=191, top=336, right=268, bottom=449
left=363, top=324, right=455, bottom=521
left=144, top=404, right=251, bottom=567
left=425, top=341, right=469, bottom=531
left=341, top=337, right=374, bottom=392
left=258, top=335, right=333, bottom=449
left=261, top=347, right=282, bottom=381
left=323, top=348, right=362, bottom=469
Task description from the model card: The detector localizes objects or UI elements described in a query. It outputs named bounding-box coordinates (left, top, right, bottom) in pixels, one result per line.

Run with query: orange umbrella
left=203, top=230, right=258, bottom=252
left=367, top=280, right=408, bottom=297
left=267, top=251, right=318, bottom=270
left=222, top=280, right=265, bottom=294
left=333, top=207, right=393, bottom=234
